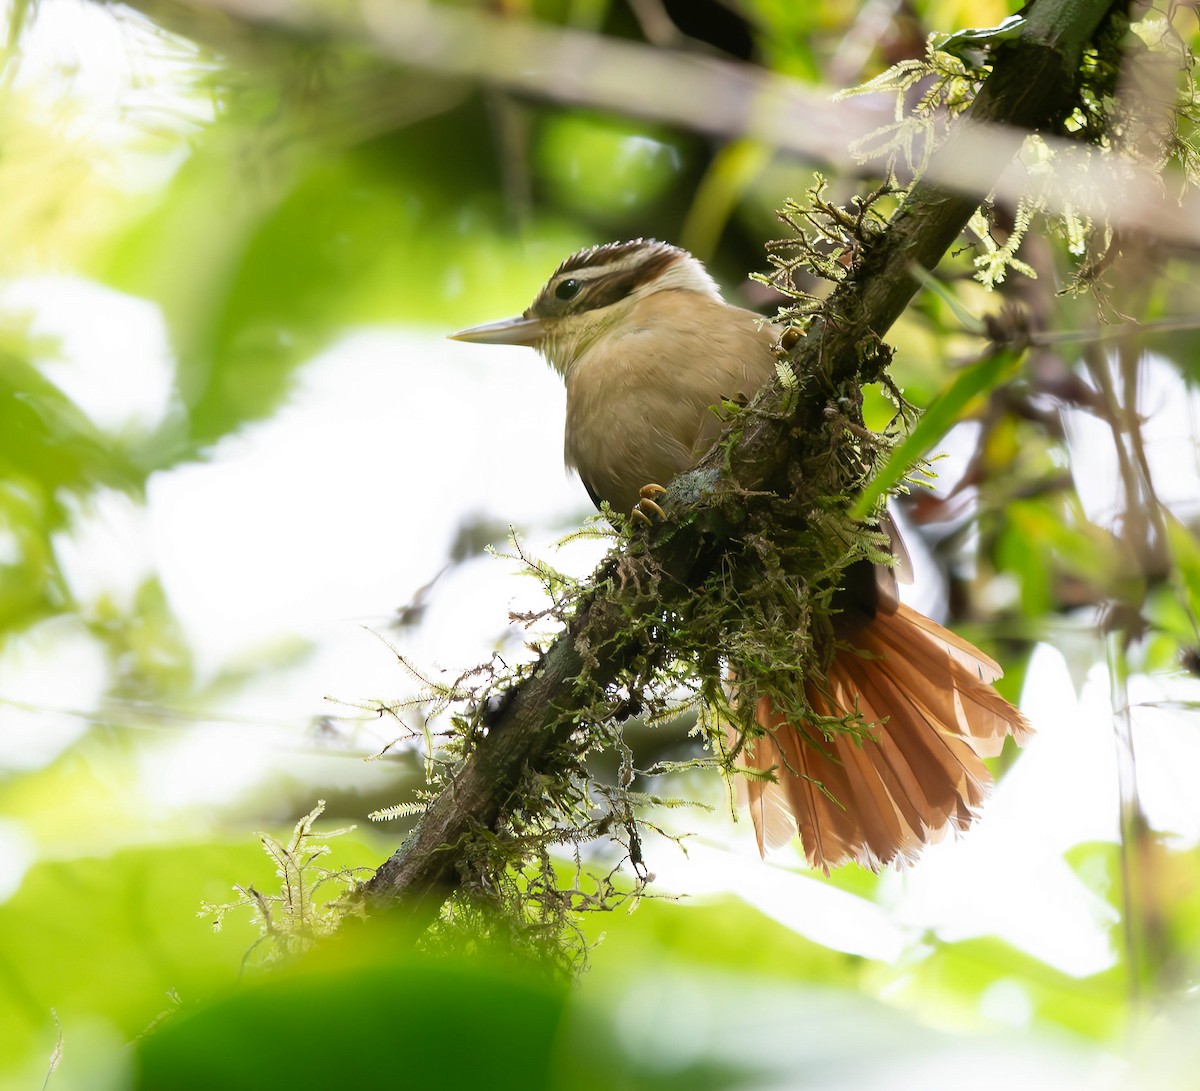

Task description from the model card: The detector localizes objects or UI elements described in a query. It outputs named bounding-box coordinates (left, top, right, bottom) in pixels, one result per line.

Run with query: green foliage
left=0, top=831, right=1129, bottom=1089
left=0, top=841, right=273, bottom=1086
left=1165, top=516, right=1200, bottom=635
left=127, top=894, right=1129, bottom=1090
left=200, top=801, right=367, bottom=965
left=3, top=0, right=1200, bottom=1083
left=893, top=933, right=1125, bottom=1040
left=837, top=9, right=1200, bottom=293
left=0, top=322, right=140, bottom=631
left=535, top=112, right=688, bottom=223
left=853, top=344, right=1024, bottom=518
left=134, top=943, right=578, bottom=1091
left=838, top=36, right=989, bottom=173
left=97, top=119, right=518, bottom=446
left=756, top=176, right=897, bottom=306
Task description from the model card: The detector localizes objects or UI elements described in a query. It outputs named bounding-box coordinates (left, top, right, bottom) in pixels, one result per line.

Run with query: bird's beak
left=448, top=315, right=545, bottom=347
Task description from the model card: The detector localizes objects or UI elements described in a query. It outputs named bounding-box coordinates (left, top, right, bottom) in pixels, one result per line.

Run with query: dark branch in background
left=129, top=0, right=1200, bottom=240
left=138, top=0, right=882, bottom=167
left=355, top=0, right=1117, bottom=915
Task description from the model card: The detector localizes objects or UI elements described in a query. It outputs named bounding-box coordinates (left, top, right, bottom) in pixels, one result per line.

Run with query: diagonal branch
left=357, top=0, right=1118, bottom=915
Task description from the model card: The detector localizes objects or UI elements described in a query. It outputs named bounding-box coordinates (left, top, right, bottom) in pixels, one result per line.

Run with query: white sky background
left=4, top=0, right=1200, bottom=1025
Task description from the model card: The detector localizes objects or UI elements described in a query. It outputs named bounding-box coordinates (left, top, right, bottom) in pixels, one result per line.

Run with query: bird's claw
left=630, top=484, right=668, bottom=526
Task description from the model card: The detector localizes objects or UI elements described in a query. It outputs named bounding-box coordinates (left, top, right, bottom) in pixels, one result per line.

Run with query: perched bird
left=451, top=239, right=1030, bottom=871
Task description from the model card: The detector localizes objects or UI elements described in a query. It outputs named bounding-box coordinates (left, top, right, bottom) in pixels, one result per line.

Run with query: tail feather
left=740, top=603, right=1031, bottom=871
left=867, top=607, right=1031, bottom=756
left=841, top=637, right=991, bottom=805
left=739, top=735, right=802, bottom=852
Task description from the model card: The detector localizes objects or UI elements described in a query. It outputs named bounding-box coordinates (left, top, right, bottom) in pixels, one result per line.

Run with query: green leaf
left=853, top=347, right=1024, bottom=519
left=1165, top=515, right=1200, bottom=632
left=535, top=111, right=688, bottom=224
left=134, top=945, right=575, bottom=1091
left=898, top=934, right=1124, bottom=1041
left=0, top=843, right=271, bottom=1080
left=940, top=15, right=1027, bottom=57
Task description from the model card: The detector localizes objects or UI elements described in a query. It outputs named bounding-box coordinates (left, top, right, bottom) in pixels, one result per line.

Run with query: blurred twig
left=119, top=0, right=1200, bottom=249
left=1079, top=37, right=1194, bottom=998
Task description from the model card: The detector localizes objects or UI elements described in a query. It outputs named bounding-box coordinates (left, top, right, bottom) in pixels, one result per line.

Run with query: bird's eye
left=555, top=278, right=581, bottom=302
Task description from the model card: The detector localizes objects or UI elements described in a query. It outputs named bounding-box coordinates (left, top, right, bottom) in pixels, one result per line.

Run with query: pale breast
left=563, top=292, right=777, bottom=512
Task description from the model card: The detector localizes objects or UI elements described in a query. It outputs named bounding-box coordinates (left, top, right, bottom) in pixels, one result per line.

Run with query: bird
left=450, top=238, right=1031, bottom=872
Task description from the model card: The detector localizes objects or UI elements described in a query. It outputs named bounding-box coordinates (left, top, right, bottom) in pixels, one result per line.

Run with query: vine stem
left=1105, top=628, right=1145, bottom=1005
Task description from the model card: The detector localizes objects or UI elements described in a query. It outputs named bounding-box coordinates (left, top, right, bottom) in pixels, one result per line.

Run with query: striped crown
left=525, top=239, right=722, bottom=320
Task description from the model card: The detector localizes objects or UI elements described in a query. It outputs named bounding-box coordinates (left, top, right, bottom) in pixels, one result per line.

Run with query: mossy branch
left=358, top=0, right=1117, bottom=918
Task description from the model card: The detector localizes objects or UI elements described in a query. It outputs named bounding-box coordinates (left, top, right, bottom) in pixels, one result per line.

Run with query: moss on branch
left=357, top=0, right=1119, bottom=935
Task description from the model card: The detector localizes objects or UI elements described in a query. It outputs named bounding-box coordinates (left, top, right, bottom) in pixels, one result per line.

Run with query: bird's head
left=449, top=239, right=723, bottom=375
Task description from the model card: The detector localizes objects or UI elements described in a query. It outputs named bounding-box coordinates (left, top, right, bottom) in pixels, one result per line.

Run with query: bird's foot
left=630, top=483, right=668, bottom=526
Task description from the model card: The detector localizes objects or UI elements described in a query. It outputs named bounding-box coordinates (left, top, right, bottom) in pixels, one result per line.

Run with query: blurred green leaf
left=682, top=139, right=773, bottom=261
left=134, top=940, right=578, bottom=1091
left=853, top=347, right=1024, bottom=519
left=1165, top=516, right=1200, bottom=633
left=994, top=494, right=1141, bottom=618
left=995, top=503, right=1054, bottom=617
left=892, top=934, right=1125, bottom=1040
left=0, top=332, right=144, bottom=633
left=0, top=346, right=138, bottom=496
left=95, top=101, right=584, bottom=445
left=535, top=112, right=688, bottom=224
left=0, top=842, right=269, bottom=1081
left=86, top=577, right=196, bottom=698
left=584, top=889, right=866, bottom=988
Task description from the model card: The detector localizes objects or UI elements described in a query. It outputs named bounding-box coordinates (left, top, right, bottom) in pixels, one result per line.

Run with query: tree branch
left=127, top=0, right=1200, bottom=244
left=357, top=0, right=1117, bottom=915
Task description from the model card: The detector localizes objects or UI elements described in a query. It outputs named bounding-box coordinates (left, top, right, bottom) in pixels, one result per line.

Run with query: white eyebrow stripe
left=537, top=240, right=722, bottom=313
left=557, top=254, right=651, bottom=282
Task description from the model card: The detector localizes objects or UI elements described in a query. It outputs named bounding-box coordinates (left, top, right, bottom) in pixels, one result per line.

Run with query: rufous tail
left=739, top=603, right=1032, bottom=871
